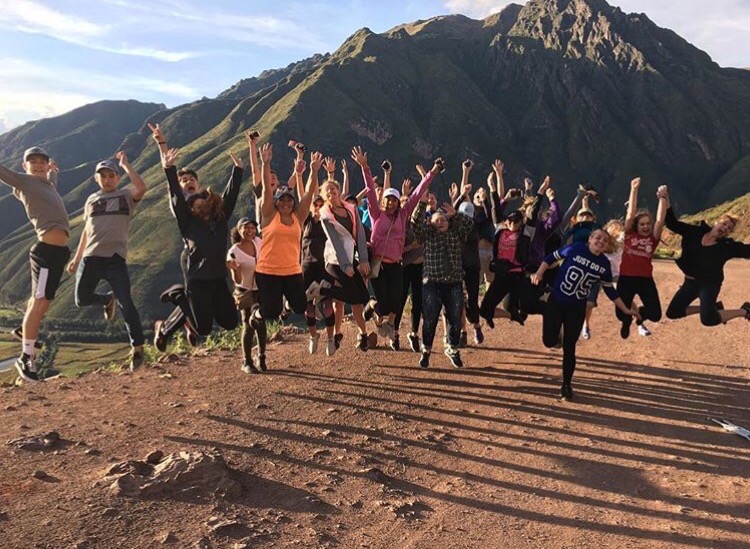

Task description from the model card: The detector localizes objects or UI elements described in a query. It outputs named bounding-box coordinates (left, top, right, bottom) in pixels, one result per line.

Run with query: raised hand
left=486, top=172, right=496, bottom=192
left=323, top=156, right=336, bottom=174
left=492, top=159, right=504, bottom=174
left=148, top=123, right=165, bottom=144
left=48, top=159, right=59, bottom=173
left=259, top=143, right=273, bottom=164
left=245, top=130, right=260, bottom=143
left=340, top=158, right=348, bottom=173
left=415, top=164, right=427, bottom=178
left=462, top=159, right=473, bottom=172
left=295, top=159, right=307, bottom=175
left=162, top=148, right=179, bottom=168
left=401, top=178, right=412, bottom=197
left=116, top=150, right=129, bottom=169
left=538, top=175, right=551, bottom=194
left=545, top=187, right=555, bottom=201
left=430, top=158, right=445, bottom=175
left=350, top=146, right=368, bottom=168
left=449, top=182, right=459, bottom=202
left=229, top=152, right=244, bottom=169
left=631, top=177, right=641, bottom=190
left=656, top=185, right=669, bottom=199
left=461, top=181, right=472, bottom=198
left=310, top=151, right=324, bottom=172
left=442, top=202, right=456, bottom=217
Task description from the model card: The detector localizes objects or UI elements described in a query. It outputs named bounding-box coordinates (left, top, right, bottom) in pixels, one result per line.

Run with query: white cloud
left=443, top=0, right=515, bottom=18
left=0, top=0, right=198, bottom=61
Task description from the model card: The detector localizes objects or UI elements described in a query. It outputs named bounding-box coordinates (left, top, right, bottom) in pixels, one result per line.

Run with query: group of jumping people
left=2, top=129, right=749, bottom=400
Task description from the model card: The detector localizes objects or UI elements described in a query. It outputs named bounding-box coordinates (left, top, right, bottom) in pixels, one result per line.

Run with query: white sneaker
left=581, top=326, right=591, bottom=340
left=638, top=324, right=652, bottom=337
left=308, top=333, right=321, bottom=354
left=326, top=337, right=337, bottom=357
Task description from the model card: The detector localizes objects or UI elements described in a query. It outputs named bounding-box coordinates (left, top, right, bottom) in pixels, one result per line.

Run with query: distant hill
left=2, top=0, right=750, bottom=323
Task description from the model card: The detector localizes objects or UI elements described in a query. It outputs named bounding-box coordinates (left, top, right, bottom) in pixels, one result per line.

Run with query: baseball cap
left=506, top=210, right=523, bottom=223
left=313, top=194, right=324, bottom=204
left=95, top=159, right=119, bottom=175
left=273, top=185, right=296, bottom=202
left=458, top=202, right=475, bottom=218
left=383, top=188, right=401, bottom=200
left=23, top=146, right=50, bottom=162
left=577, top=207, right=595, bottom=217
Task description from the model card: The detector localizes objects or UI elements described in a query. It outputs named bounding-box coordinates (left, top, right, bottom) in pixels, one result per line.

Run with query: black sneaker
left=481, top=312, right=495, bottom=330
left=153, top=321, right=167, bottom=353
left=620, top=322, right=630, bottom=339
left=363, top=299, right=376, bottom=322
left=241, top=360, right=260, bottom=374
left=104, top=293, right=117, bottom=321
left=742, top=302, right=750, bottom=320
left=419, top=351, right=430, bottom=369
left=510, top=310, right=527, bottom=326
left=15, top=354, right=41, bottom=383
left=38, top=365, right=61, bottom=380
left=389, top=333, right=400, bottom=351
left=444, top=348, right=463, bottom=368
left=407, top=332, right=420, bottom=353
left=356, top=333, right=368, bottom=352
left=560, top=383, right=574, bottom=401
left=459, top=331, right=468, bottom=348
left=11, top=327, right=43, bottom=349
left=184, top=323, right=199, bottom=347
left=334, top=333, right=344, bottom=350
left=256, top=354, right=267, bottom=372
left=130, top=348, right=144, bottom=371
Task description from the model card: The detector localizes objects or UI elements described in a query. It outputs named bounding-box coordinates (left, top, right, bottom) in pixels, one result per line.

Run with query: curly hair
left=186, top=188, right=225, bottom=221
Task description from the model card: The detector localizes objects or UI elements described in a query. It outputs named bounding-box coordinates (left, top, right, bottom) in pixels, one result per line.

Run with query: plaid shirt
left=411, top=202, right=473, bottom=284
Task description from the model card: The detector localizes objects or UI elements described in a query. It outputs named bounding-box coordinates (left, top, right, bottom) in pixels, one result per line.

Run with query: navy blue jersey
left=545, top=243, right=618, bottom=305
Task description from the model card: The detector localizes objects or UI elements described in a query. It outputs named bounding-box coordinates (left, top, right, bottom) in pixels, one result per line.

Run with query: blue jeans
left=75, top=255, right=145, bottom=347
left=421, top=281, right=463, bottom=351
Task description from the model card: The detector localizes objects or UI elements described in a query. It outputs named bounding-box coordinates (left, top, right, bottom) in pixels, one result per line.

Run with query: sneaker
left=280, top=299, right=292, bottom=321
left=11, top=327, right=43, bottom=348
left=334, top=333, right=344, bottom=349
left=389, top=333, right=399, bottom=351
left=184, top=323, right=199, bottom=347
left=459, top=331, right=468, bottom=348
left=560, top=383, right=574, bottom=401
left=510, top=310, right=527, bottom=326
left=367, top=331, right=378, bottom=350
left=104, top=293, right=117, bottom=321
left=38, top=365, right=61, bottom=380
left=153, top=321, right=167, bottom=353
left=741, top=301, right=750, bottom=320
left=481, top=312, right=495, bottom=330
left=473, top=325, right=484, bottom=345
left=326, top=337, right=337, bottom=357
left=419, top=350, right=430, bottom=369
left=305, top=281, right=321, bottom=303
left=256, top=354, right=267, bottom=372
left=620, top=322, right=630, bottom=339
left=638, top=324, right=652, bottom=337
left=15, top=354, right=40, bottom=383
left=241, top=360, right=260, bottom=374
left=309, top=333, right=321, bottom=355
left=581, top=326, right=591, bottom=340
left=129, top=348, right=144, bottom=371
left=444, top=347, right=464, bottom=368
left=357, top=333, right=369, bottom=352
left=363, top=299, right=377, bottom=322
left=407, top=332, right=420, bottom=353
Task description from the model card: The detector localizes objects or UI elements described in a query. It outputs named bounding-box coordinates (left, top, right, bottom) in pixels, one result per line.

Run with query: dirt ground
left=1, top=260, right=749, bottom=549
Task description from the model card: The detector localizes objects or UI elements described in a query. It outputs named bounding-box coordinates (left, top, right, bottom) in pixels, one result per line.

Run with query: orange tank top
left=256, top=211, right=302, bottom=276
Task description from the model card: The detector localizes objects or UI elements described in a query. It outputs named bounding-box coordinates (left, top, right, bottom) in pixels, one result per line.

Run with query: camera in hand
left=463, top=160, right=473, bottom=168
left=511, top=188, right=522, bottom=198
left=435, top=158, right=445, bottom=173
left=381, top=160, right=391, bottom=171
left=248, top=130, right=260, bottom=139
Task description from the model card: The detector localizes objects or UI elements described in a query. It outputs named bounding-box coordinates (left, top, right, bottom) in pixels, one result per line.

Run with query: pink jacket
left=364, top=167, right=435, bottom=263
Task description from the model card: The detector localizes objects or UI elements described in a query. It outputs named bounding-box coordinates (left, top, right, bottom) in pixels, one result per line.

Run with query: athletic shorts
left=30, top=242, right=70, bottom=300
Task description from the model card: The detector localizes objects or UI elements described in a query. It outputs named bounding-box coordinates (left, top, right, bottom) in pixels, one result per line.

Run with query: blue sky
left=1, top=0, right=749, bottom=133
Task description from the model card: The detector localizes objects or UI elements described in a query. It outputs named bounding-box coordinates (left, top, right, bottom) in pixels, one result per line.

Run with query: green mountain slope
left=2, top=0, right=750, bottom=323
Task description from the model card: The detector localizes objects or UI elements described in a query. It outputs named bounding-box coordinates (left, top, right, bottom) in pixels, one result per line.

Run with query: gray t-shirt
left=0, top=163, right=69, bottom=239
left=83, top=188, right=137, bottom=259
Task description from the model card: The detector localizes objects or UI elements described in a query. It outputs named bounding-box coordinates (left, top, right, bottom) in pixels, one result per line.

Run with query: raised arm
left=246, top=130, right=262, bottom=198
left=403, top=159, right=441, bottom=217
left=341, top=159, right=349, bottom=196
left=487, top=172, right=506, bottom=225
left=492, top=159, right=506, bottom=200
left=411, top=200, right=428, bottom=242
left=162, top=148, right=191, bottom=232
left=296, top=151, right=322, bottom=222
left=116, top=151, right=147, bottom=202
left=525, top=176, right=550, bottom=228
left=47, top=159, right=59, bottom=187
left=624, top=177, right=640, bottom=233
left=259, top=143, right=277, bottom=229
left=653, top=185, right=669, bottom=241
left=0, top=162, right=28, bottom=190
left=561, top=186, right=586, bottom=228
left=148, top=123, right=169, bottom=158
left=351, top=146, right=379, bottom=222
left=663, top=190, right=691, bottom=237
left=222, top=152, right=245, bottom=219
left=382, top=160, right=392, bottom=190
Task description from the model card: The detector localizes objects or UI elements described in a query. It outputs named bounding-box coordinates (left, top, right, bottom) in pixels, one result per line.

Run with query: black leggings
left=479, top=272, right=525, bottom=320
left=666, top=277, right=723, bottom=327
left=463, top=267, right=480, bottom=325
left=158, top=278, right=237, bottom=341
left=372, top=262, right=403, bottom=317
left=542, top=297, right=587, bottom=385
left=240, top=305, right=267, bottom=361
left=616, top=276, right=662, bottom=326
left=255, top=272, right=307, bottom=320
left=395, top=263, right=423, bottom=333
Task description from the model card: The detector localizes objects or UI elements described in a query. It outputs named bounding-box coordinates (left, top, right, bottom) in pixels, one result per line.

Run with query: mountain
left=1, top=0, right=749, bottom=323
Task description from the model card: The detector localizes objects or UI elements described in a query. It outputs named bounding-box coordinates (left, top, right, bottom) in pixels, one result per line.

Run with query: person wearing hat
left=301, top=193, right=330, bottom=354
left=0, top=146, right=70, bottom=382
left=66, top=152, right=147, bottom=370
left=153, top=146, right=244, bottom=352
left=350, top=147, right=441, bottom=346
left=249, top=143, right=320, bottom=357
left=227, top=218, right=267, bottom=373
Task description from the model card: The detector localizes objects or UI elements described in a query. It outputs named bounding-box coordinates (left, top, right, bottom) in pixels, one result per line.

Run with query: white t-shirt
left=227, top=238, right=262, bottom=290
left=605, top=233, right=625, bottom=279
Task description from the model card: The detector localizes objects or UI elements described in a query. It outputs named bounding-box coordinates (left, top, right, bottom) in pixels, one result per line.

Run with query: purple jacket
left=527, top=198, right=561, bottom=267
left=364, top=167, right=435, bottom=263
